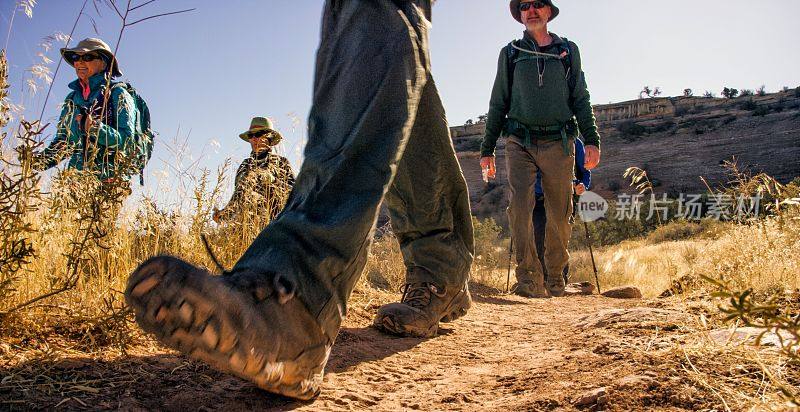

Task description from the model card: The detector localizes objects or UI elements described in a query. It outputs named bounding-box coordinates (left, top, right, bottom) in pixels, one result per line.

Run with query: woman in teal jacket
left=34, top=38, right=137, bottom=182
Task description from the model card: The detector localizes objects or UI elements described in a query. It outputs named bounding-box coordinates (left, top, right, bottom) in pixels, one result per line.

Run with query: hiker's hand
left=83, top=114, right=95, bottom=133
left=584, top=145, right=600, bottom=170
left=480, top=156, right=496, bottom=180
left=212, top=209, right=221, bottom=223
left=574, top=183, right=586, bottom=195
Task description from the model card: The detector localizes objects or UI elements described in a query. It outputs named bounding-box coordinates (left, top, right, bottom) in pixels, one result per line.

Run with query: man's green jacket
left=481, top=32, right=600, bottom=157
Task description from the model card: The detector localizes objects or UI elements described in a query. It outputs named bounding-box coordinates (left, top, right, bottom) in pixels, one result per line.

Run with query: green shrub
left=753, top=106, right=770, bottom=117
left=740, top=99, right=757, bottom=111
left=455, top=137, right=482, bottom=152
left=646, top=220, right=704, bottom=244
left=617, top=120, right=646, bottom=139
left=472, top=216, right=504, bottom=268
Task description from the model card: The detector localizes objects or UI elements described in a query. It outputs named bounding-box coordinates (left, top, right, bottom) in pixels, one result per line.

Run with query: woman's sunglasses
left=66, top=52, right=101, bottom=63
left=519, top=1, right=547, bottom=12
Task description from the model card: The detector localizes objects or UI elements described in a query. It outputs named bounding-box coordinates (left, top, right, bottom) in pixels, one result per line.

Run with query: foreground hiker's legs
left=375, top=76, right=475, bottom=337
left=127, top=0, right=431, bottom=400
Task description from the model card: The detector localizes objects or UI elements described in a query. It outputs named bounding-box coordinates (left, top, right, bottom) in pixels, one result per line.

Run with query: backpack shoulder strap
left=506, top=40, right=520, bottom=100
left=559, top=37, right=578, bottom=113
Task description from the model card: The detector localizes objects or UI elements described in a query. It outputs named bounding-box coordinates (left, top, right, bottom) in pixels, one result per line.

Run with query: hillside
left=451, top=89, right=800, bottom=229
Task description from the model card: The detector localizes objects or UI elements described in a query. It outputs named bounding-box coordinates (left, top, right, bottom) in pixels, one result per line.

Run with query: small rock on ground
left=708, top=327, right=797, bottom=349
left=565, top=282, right=595, bottom=296
left=574, top=307, right=691, bottom=329
left=614, top=374, right=655, bottom=389
left=574, top=387, right=608, bottom=407
left=601, top=286, right=642, bottom=299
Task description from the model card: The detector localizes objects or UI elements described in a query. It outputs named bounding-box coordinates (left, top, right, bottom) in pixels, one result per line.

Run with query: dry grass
left=3, top=21, right=800, bottom=408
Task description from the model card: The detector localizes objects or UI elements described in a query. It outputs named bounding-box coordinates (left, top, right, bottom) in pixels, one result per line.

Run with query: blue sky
left=2, top=0, right=799, bottom=199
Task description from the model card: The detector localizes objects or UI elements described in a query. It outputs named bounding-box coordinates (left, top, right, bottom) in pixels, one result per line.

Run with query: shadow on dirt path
left=0, top=326, right=428, bottom=411
left=1, top=293, right=728, bottom=411
left=328, top=327, right=427, bottom=373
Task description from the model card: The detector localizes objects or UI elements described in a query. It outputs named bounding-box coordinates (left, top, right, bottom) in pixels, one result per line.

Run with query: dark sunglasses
left=248, top=130, right=272, bottom=139
left=66, top=52, right=101, bottom=63
left=519, top=1, right=547, bottom=12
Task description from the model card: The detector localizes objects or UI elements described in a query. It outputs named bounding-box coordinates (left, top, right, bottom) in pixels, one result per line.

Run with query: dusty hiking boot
left=512, top=280, right=549, bottom=299
left=546, top=275, right=567, bottom=298
left=373, top=281, right=471, bottom=338
left=125, top=256, right=331, bottom=400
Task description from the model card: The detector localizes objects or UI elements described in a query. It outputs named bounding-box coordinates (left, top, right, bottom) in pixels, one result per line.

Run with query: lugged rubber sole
left=125, top=256, right=327, bottom=400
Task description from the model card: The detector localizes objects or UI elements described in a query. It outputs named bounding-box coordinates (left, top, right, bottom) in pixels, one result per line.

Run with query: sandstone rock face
left=601, top=286, right=643, bottom=299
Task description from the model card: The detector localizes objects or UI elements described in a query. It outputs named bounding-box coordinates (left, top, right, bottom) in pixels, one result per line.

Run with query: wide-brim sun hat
left=60, top=37, right=122, bottom=78
left=239, top=116, right=283, bottom=145
left=509, top=0, right=560, bottom=23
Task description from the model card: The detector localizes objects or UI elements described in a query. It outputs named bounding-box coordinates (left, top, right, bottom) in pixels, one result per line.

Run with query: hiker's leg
left=384, top=75, right=474, bottom=291
left=505, top=141, right=544, bottom=285
left=127, top=0, right=429, bottom=400
left=231, top=0, right=429, bottom=339
left=537, top=139, right=576, bottom=296
left=375, top=75, right=474, bottom=336
left=532, top=194, right=548, bottom=280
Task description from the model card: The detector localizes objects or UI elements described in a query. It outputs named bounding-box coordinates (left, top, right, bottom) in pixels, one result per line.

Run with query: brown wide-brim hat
left=60, top=38, right=122, bottom=78
left=239, top=116, right=283, bottom=145
left=510, top=0, right=560, bottom=23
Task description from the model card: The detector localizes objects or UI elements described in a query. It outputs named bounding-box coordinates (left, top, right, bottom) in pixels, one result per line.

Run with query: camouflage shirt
left=216, top=150, right=295, bottom=224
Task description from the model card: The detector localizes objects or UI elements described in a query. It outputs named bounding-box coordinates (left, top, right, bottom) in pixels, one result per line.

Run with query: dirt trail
left=2, top=289, right=710, bottom=411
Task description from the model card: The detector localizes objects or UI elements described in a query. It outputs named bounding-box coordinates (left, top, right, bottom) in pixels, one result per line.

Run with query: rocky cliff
left=451, top=88, right=800, bottom=229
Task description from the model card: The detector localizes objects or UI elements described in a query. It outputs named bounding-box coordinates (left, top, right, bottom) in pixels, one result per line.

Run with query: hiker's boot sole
left=125, top=256, right=327, bottom=400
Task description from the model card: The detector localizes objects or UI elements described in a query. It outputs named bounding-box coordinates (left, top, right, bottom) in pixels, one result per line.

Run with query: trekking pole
left=506, top=236, right=513, bottom=293
left=583, top=221, right=601, bottom=294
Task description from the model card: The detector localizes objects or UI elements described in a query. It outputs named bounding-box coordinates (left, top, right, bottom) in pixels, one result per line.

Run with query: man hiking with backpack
left=481, top=0, right=601, bottom=298
left=33, top=38, right=153, bottom=192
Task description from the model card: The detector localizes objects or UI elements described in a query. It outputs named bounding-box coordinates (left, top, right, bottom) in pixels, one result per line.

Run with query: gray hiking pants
left=506, top=138, right=575, bottom=286
left=232, top=0, right=474, bottom=340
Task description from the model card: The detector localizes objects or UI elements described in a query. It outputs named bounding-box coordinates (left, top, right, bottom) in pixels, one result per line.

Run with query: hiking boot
left=546, top=274, right=567, bottom=298
left=125, top=256, right=331, bottom=400
left=512, top=281, right=549, bottom=299
left=373, top=280, right=471, bottom=338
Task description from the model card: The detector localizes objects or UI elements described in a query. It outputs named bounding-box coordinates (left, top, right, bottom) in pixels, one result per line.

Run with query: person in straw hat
left=480, top=0, right=602, bottom=299
left=32, top=38, right=137, bottom=184
left=213, top=117, right=295, bottom=224
left=125, top=0, right=475, bottom=400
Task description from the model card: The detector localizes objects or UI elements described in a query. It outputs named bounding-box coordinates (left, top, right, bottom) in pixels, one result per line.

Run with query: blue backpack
left=111, top=82, right=154, bottom=186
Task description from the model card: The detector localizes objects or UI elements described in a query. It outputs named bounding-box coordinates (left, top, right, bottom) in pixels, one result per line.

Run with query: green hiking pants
left=506, top=137, right=575, bottom=286
left=232, top=0, right=474, bottom=340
